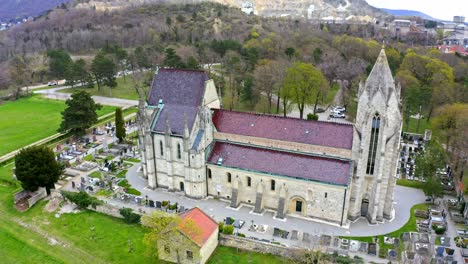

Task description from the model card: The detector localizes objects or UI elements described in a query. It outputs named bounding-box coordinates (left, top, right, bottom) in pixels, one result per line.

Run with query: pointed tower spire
left=363, top=48, right=395, bottom=100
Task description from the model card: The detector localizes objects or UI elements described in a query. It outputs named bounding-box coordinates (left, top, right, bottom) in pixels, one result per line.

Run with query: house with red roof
left=157, top=207, right=219, bottom=264
left=139, top=48, right=402, bottom=226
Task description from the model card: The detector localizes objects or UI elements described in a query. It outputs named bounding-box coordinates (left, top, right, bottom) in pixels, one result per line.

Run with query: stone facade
left=347, top=49, right=402, bottom=224
left=140, top=50, right=402, bottom=226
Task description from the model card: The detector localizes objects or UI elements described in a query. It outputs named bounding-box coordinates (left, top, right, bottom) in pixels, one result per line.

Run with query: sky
left=366, top=0, right=468, bottom=21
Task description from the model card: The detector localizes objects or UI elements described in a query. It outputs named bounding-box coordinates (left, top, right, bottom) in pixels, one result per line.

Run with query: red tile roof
left=178, top=207, right=218, bottom=247
left=212, top=109, right=353, bottom=149
left=207, top=141, right=352, bottom=186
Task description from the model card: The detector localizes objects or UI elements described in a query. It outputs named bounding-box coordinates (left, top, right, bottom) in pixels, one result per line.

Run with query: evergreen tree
left=163, top=48, right=185, bottom=68
left=59, top=90, right=102, bottom=136
left=47, top=49, right=73, bottom=80
left=91, top=52, right=117, bottom=91
left=186, top=56, right=200, bottom=70
left=115, top=107, right=125, bottom=143
left=15, top=146, right=63, bottom=195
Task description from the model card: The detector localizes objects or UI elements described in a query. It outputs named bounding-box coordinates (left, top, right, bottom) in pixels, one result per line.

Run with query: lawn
left=396, top=179, right=424, bottom=189
left=0, top=95, right=116, bottom=157
left=60, top=77, right=139, bottom=100
left=208, top=246, right=289, bottom=264
left=403, top=117, right=430, bottom=134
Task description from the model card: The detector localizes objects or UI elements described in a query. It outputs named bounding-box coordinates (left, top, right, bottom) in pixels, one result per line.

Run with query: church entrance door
left=180, top=182, right=185, bottom=192
left=361, top=199, right=369, bottom=216
left=295, top=200, right=303, bottom=213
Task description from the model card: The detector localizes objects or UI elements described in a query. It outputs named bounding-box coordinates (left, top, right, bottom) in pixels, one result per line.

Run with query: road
left=34, top=86, right=138, bottom=107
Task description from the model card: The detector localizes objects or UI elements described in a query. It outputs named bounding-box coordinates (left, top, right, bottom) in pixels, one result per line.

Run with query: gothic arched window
left=159, top=141, right=164, bottom=156
left=177, top=143, right=182, bottom=159
left=366, top=113, right=380, bottom=175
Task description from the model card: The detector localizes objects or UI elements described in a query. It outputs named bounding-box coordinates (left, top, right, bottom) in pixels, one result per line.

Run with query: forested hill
left=0, top=0, right=70, bottom=20
left=0, top=1, right=387, bottom=63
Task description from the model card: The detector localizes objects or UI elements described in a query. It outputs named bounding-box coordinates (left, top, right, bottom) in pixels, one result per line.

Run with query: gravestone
left=149, top=200, right=155, bottom=207
left=72, top=181, right=75, bottom=188
left=81, top=177, right=86, bottom=183
left=156, top=201, right=162, bottom=209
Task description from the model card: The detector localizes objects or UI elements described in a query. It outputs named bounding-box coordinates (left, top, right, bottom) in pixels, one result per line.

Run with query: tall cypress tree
left=115, top=107, right=125, bottom=143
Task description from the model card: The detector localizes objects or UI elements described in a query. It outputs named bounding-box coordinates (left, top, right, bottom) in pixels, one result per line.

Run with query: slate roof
left=207, top=141, right=352, bottom=186
left=178, top=207, right=218, bottom=247
left=152, top=104, right=197, bottom=136
left=148, top=68, right=208, bottom=106
left=212, top=109, right=353, bottom=149
left=147, top=69, right=208, bottom=135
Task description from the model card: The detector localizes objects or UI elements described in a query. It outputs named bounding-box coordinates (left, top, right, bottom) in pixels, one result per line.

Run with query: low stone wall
left=28, top=188, right=47, bottom=207
left=219, top=234, right=299, bottom=259
left=89, top=203, right=124, bottom=218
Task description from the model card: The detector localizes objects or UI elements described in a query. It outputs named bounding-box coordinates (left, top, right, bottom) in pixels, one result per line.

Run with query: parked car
left=334, top=106, right=346, bottom=112
left=329, top=111, right=346, bottom=118
left=47, top=81, right=58, bottom=86
left=316, top=107, right=325, bottom=113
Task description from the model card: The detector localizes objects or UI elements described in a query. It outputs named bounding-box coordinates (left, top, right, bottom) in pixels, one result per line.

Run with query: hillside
left=380, top=8, right=438, bottom=21
left=74, top=0, right=385, bottom=20
left=0, top=0, right=70, bottom=20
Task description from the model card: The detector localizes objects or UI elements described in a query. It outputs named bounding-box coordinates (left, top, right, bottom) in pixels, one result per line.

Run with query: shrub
left=162, top=200, right=169, bottom=207
left=435, top=227, right=446, bottom=235
left=119, top=208, right=141, bottom=224
left=61, top=191, right=103, bottom=209
left=125, top=187, right=141, bottom=196
left=307, top=113, right=319, bottom=120
left=237, top=233, right=246, bottom=237
left=169, top=203, right=178, bottom=210
left=218, top=222, right=224, bottom=232
left=223, top=225, right=234, bottom=235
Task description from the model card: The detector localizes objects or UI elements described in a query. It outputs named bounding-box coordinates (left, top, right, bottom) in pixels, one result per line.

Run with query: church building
left=137, top=48, right=402, bottom=225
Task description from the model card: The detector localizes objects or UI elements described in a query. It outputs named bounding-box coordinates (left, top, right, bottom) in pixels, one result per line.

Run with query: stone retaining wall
left=219, top=234, right=299, bottom=259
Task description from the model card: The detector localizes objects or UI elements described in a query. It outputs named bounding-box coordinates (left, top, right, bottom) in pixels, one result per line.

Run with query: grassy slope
left=60, top=77, right=139, bottom=100
left=0, top=95, right=115, bottom=156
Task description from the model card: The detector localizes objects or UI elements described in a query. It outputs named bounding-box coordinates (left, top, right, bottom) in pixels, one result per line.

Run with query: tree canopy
left=91, top=52, right=117, bottom=91
left=15, top=145, right=63, bottom=195
left=115, top=107, right=125, bottom=143
left=58, top=90, right=102, bottom=136
left=281, top=62, right=327, bottom=119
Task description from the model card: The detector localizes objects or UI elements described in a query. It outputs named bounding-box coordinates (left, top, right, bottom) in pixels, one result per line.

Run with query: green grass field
left=0, top=95, right=116, bottom=157
left=60, top=77, right=139, bottom=100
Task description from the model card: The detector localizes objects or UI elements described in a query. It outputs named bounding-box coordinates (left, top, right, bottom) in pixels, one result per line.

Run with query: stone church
left=137, top=48, right=402, bottom=225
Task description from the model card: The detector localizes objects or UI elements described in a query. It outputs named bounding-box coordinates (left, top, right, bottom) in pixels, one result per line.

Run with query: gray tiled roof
left=147, top=68, right=208, bottom=107
left=148, top=69, right=208, bottom=135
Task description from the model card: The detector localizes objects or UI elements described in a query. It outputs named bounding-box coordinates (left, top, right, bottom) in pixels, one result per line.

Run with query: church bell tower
left=348, top=48, right=402, bottom=224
